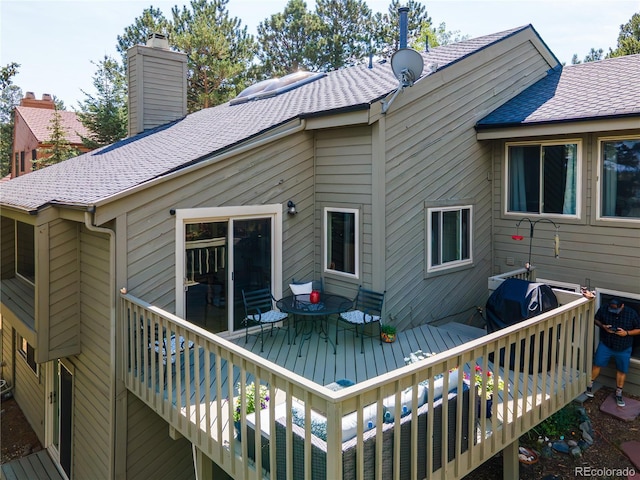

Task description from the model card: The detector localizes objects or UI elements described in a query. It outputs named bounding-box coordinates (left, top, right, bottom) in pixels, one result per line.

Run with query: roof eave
left=476, top=114, right=640, bottom=140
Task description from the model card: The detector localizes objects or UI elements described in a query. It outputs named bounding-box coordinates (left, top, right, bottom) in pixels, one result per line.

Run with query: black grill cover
left=486, top=278, right=558, bottom=372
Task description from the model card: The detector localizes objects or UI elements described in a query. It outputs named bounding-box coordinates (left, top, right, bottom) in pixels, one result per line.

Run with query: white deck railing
left=121, top=290, right=593, bottom=480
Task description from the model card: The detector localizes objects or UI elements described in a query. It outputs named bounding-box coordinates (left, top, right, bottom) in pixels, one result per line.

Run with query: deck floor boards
left=1, top=450, right=64, bottom=480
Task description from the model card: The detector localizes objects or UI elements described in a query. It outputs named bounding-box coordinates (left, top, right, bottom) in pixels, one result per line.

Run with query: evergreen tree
left=77, top=55, right=127, bottom=148
left=35, top=108, right=80, bottom=169
left=116, top=6, right=171, bottom=66
left=0, top=62, right=22, bottom=177
left=314, top=0, right=373, bottom=70
left=256, top=0, right=322, bottom=77
left=371, top=0, right=431, bottom=59
left=170, top=0, right=257, bottom=110
left=608, top=12, right=640, bottom=57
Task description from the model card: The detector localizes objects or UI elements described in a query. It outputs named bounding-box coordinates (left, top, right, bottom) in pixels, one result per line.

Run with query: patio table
left=276, top=294, right=352, bottom=357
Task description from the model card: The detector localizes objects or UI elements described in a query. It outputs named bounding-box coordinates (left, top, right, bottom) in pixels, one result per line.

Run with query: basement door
left=47, top=360, right=73, bottom=479
left=176, top=205, right=283, bottom=334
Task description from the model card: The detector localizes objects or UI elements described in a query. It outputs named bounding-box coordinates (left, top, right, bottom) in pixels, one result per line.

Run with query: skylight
left=231, top=71, right=326, bottom=105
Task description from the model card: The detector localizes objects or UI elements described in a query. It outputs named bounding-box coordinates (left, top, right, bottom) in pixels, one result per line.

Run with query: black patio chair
left=242, top=287, right=288, bottom=352
left=336, top=286, right=385, bottom=353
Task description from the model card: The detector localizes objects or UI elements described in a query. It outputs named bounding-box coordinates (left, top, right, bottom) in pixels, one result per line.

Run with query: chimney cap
left=25, top=92, right=35, bottom=99
left=42, top=93, right=52, bottom=101
left=146, top=33, right=169, bottom=50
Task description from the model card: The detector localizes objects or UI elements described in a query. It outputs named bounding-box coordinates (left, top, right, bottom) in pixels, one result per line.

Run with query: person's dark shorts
left=594, top=343, right=632, bottom=373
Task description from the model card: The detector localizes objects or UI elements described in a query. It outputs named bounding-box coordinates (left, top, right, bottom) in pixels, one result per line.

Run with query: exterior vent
left=146, top=33, right=170, bottom=50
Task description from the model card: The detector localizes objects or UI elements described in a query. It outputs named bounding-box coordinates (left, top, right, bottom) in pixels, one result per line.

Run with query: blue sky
left=2, top=0, right=638, bottom=109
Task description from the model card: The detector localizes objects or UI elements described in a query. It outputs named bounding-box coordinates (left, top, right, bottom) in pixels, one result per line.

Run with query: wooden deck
left=231, top=319, right=486, bottom=386
left=1, top=450, right=64, bottom=480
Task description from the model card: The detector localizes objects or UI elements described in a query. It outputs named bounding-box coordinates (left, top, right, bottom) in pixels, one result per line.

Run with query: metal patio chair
left=242, top=287, right=288, bottom=352
left=336, top=286, right=385, bottom=353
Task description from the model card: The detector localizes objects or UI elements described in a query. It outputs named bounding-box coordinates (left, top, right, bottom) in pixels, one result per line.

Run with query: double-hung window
left=18, top=334, right=38, bottom=375
left=600, top=138, right=640, bottom=219
left=427, top=205, right=472, bottom=272
left=507, top=142, right=579, bottom=216
left=324, top=207, right=358, bottom=278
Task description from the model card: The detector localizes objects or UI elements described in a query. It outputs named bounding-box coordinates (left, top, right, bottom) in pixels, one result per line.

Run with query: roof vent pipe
left=399, top=6, right=409, bottom=49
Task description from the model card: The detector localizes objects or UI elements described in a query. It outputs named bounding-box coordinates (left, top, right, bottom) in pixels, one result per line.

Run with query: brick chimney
left=126, top=33, right=188, bottom=137
left=20, top=92, right=55, bottom=109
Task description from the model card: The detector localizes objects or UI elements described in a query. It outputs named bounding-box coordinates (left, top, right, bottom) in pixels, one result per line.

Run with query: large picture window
left=324, top=207, right=358, bottom=277
left=427, top=205, right=472, bottom=272
left=16, top=221, right=35, bottom=284
left=507, top=142, right=578, bottom=216
left=600, top=139, right=640, bottom=219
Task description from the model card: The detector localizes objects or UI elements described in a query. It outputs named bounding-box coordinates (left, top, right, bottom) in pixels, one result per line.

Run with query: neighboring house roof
left=477, top=54, right=640, bottom=128
left=1, top=25, right=541, bottom=213
left=16, top=106, right=91, bottom=144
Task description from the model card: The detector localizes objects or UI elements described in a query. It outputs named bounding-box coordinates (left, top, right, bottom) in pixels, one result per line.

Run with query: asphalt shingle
left=477, top=54, right=640, bottom=127
left=1, top=26, right=531, bottom=213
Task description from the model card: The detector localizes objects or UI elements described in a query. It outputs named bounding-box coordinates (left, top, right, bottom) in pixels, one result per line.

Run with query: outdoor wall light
left=512, top=217, right=560, bottom=277
left=287, top=200, right=297, bottom=215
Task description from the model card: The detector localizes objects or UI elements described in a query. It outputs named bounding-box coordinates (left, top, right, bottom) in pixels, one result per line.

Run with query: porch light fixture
left=287, top=200, right=297, bottom=215
left=512, top=218, right=560, bottom=277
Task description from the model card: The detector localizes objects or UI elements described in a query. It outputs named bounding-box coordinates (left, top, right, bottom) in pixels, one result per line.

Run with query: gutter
left=83, top=211, right=117, bottom=480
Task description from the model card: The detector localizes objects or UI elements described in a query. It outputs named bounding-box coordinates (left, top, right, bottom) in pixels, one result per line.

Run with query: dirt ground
left=463, top=386, right=640, bottom=480
left=2, top=387, right=639, bottom=478
left=1, top=395, right=43, bottom=464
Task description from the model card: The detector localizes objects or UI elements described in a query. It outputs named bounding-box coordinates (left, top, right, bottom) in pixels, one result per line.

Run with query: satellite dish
left=390, top=48, right=424, bottom=87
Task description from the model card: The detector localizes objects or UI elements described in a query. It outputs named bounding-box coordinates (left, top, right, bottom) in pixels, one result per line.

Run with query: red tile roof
left=16, top=106, right=91, bottom=144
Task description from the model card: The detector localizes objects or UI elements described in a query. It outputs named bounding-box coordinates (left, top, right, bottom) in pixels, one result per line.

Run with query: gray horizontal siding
left=383, top=37, right=550, bottom=330
left=491, top=132, right=640, bottom=295
left=126, top=393, right=194, bottom=480
left=69, top=226, right=111, bottom=479
left=126, top=131, right=315, bottom=312
left=315, top=127, right=373, bottom=292
left=48, top=220, right=80, bottom=356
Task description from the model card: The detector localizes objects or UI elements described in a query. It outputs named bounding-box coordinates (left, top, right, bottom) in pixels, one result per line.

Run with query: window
left=32, top=149, right=37, bottom=165
left=14, top=153, right=19, bottom=177
left=20, top=151, right=25, bottom=172
left=324, top=207, right=358, bottom=277
left=18, top=334, right=38, bottom=375
left=507, top=142, right=578, bottom=216
left=600, top=138, right=640, bottom=219
left=16, top=221, right=35, bottom=284
left=427, top=206, right=472, bottom=272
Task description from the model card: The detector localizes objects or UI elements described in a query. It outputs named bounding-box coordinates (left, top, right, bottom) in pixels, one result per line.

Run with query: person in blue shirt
left=585, top=298, right=640, bottom=407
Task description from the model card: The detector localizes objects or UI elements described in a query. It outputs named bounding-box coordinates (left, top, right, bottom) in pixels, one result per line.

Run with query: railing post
left=503, top=439, right=519, bottom=478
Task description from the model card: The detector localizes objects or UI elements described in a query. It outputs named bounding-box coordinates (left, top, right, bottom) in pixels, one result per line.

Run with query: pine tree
left=0, top=62, right=22, bottom=177
left=314, top=0, right=373, bottom=70
left=35, top=108, right=79, bottom=169
left=608, top=12, right=640, bottom=57
left=256, top=0, right=322, bottom=77
left=170, top=0, right=257, bottom=111
left=77, top=55, right=127, bottom=149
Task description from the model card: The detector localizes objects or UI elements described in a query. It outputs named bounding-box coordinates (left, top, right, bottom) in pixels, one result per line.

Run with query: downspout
left=84, top=211, right=117, bottom=480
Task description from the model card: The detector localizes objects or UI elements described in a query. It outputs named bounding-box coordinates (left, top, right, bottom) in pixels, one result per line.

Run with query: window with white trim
left=18, top=334, right=38, bottom=375
left=506, top=142, right=579, bottom=216
left=600, top=138, right=640, bottom=219
left=427, top=205, right=472, bottom=272
left=324, top=207, right=359, bottom=278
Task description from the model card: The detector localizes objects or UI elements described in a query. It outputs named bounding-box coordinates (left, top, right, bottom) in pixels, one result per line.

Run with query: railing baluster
left=119, top=291, right=592, bottom=480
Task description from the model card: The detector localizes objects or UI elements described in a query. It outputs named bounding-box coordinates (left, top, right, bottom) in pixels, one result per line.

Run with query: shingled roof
left=477, top=53, right=640, bottom=128
left=1, top=25, right=533, bottom=213
left=16, top=106, right=90, bottom=144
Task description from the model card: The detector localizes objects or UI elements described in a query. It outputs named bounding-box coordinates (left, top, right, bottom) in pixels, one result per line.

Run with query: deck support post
left=502, top=439, right=519, bottom=479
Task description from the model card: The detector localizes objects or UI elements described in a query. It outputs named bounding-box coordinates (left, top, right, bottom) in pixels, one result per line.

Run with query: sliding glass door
left=179, top=206, right=281, bottom=334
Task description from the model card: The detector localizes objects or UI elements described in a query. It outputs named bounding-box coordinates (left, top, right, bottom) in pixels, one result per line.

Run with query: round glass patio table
left=276, top=294, right=352, bottom=356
